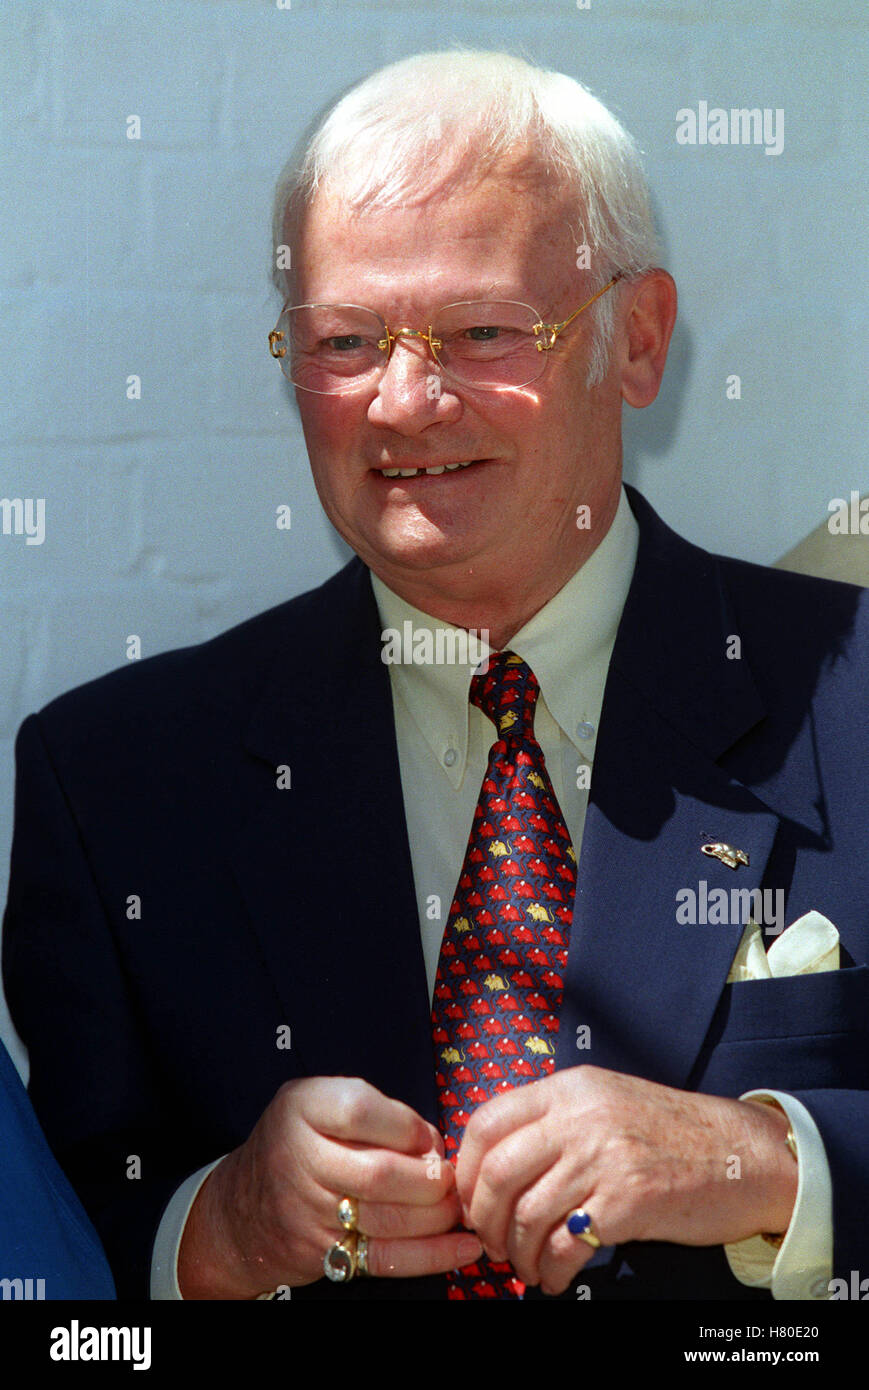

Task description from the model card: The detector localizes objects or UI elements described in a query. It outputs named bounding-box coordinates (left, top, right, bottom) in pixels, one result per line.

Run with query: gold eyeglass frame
left=268, top=273, right=622, bottom=389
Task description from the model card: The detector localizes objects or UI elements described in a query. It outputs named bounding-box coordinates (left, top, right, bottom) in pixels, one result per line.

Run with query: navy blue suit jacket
left=3, top=486, right=868, bottom=1301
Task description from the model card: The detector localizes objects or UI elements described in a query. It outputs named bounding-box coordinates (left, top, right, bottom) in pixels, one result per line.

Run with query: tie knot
left=470, top=651, right=539, bottom=740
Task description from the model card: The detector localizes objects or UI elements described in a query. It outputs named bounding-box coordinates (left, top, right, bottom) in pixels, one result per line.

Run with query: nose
left=367, top=332, right=461, bottom=432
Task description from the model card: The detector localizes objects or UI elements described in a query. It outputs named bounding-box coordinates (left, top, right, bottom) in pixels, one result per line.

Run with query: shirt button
left=809, top=1276, right=831, bottom=1299
left=443, top=748, right=458, bottom=768
left=576, top=721, right=595, bottom=740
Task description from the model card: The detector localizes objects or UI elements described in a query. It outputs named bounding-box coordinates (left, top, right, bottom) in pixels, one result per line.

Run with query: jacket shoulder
left=25, top=557, right=369, bottom=752
left=720, top=550, right=869, bottom=630
left=717, top=552, right=869, bottom=701
left=626, top=484, right=869, bottom=665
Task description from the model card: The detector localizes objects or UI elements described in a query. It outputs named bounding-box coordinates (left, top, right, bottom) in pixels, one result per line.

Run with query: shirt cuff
left=724, top=1090, right=833, bottom=1301
left=150, top=1156, right=227, bottom=1300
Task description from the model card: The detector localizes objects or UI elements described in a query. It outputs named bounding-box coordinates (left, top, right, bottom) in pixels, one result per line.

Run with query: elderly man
left=3, top=51, right=868, bottom=1304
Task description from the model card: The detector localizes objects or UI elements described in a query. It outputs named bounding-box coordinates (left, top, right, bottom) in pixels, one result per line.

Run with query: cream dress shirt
left=152, top=488, right=832, bottom=1300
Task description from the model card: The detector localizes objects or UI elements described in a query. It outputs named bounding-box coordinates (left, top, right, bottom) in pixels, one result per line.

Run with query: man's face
left=293, top=162, right=625, bottom=609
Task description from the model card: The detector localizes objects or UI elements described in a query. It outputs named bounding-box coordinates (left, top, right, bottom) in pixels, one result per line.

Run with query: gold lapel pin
left=701, top=842, right=750, bottom=870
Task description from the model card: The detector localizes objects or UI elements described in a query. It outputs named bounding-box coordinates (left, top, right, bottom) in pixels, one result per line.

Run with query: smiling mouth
left=377, top=460, right=485, bottom=478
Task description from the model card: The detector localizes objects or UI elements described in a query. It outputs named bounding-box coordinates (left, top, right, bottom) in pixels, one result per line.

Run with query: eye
left=326, top=335, right=367, bottom=351
left=464, top=325, right=502, bottom=341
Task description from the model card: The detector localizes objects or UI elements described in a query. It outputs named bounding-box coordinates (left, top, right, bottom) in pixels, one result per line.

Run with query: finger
left=425, top=1124, right=447, bottom=1158
left=365, top=1231, right=483, bottom=1280
left=456, top=1080, right=553, bottom=1206
left=462, top=1120, right=559, bottom=1265
left=355, top=1191, right=464, bottom=1241
left=537, top=1203, right=605, bottom=1297
left=502, top=1158, right=591, bottom=1286
left=301, top=1077, right=435, bottom=1154
left=323, top=1143, right=457, bottom=1207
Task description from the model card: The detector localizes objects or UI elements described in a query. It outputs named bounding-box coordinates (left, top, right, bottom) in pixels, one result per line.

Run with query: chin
left=371, top=540, right=470, bottom=574
left=352, top=510, right=474, bottom=566
left=364, top=530, right=486, bottom=578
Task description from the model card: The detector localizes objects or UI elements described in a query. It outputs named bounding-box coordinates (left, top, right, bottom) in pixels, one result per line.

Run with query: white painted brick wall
left=1, top=0, right=867, bottom=1069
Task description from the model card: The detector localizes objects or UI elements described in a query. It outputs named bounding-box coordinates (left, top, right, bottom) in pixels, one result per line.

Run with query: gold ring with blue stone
left=566, top=1208, right=601, bottom=1247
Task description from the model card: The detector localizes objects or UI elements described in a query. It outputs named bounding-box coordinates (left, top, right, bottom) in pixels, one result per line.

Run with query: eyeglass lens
left=276, top=302, right=549, bottom=393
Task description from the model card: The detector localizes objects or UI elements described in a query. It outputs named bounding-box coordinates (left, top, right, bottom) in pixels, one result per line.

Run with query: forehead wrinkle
left=297, top=175, right=591, bottom=322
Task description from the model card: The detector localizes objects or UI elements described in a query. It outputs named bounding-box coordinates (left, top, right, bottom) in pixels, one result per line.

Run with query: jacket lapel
left=557, top=676, right=781, bottom=1089
left=229, top=559, right=438, bottom=1121
left=555, top=487, right=820, bottom=1090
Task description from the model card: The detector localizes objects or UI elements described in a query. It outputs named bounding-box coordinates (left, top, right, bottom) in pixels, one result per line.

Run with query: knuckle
left=423, top=1152, right=449, bottom=1186
left=547, top=1221, right=582, bottom=1266
left=357, top=1148, right=398, bottom=1196
left=362, top=1202, right=401, bottom=1239
left=330, top=1078, right=373, bottom=1135
left=513, top=1188, right=546, bottom=1237
left=477, top=1145, right=512, bottom=1194
left=466, top=1102, right=501, bottom=1148
left=427, top=1161, right=457, bottom=1203
left=273, top=1077, right=304, bottom=1117
left=385, top=1203, right=422, bottom=1239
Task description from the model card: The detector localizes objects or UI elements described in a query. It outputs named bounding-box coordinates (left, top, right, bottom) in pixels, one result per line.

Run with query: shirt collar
left=508, top=487, right=638, bottom=763
left=371, top=486, right=639, bottom=786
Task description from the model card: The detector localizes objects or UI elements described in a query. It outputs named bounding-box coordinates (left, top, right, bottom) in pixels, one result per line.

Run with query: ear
left=618, top=270, right=677, bottom=408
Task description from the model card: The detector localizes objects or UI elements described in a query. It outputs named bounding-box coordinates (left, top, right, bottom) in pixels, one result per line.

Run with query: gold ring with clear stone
left=337, top=1196, right=359, bottom=1232
left=323, top=1233, right=358, bottom=1282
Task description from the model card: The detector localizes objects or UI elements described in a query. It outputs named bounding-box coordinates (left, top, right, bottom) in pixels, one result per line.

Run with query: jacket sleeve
left=786, top=1087, right=869, bottom=1286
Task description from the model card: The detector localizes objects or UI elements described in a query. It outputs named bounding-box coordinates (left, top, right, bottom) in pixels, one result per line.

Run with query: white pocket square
left=726, top=910, right=840, bottom=983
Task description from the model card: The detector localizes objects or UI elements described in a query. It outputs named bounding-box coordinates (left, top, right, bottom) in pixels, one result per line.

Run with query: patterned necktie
left=431, top=651, right=577, bottom=1299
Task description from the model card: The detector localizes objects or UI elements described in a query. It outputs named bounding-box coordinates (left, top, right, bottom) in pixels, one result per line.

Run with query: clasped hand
left=454, top=1065, right=796, bottom=1295
left=178, top=1066, right=796, bottom=1298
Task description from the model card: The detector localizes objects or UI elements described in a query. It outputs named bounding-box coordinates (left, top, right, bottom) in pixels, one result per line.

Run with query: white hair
left=272, top=50, right=662, bottom=386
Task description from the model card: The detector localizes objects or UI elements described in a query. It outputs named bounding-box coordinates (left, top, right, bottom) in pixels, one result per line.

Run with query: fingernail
left=458, top=1238, right=483, bottom=1264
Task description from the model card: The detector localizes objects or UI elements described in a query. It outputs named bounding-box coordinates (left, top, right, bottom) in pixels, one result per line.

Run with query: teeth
left=381, top=460, right=477, bottom=478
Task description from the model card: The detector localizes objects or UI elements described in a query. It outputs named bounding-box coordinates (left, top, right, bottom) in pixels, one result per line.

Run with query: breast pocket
left=688, top=964, right=869, bottom=1096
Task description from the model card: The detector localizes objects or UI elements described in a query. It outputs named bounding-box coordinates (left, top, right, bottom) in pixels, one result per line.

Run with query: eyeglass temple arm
left=535, top=273, right=623, bottom=350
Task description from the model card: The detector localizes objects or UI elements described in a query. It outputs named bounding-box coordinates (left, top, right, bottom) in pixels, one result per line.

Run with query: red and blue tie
left=431, top=651, right=577, bottom=1298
